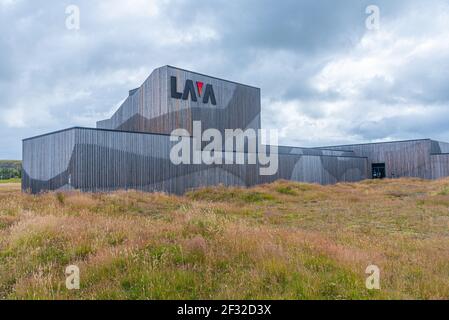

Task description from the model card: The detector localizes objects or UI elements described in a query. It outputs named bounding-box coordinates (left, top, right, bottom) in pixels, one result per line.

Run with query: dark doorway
left=372, top=163, right=386, bottom=179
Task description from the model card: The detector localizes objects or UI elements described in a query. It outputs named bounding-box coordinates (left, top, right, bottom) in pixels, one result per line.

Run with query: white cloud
left=96, top=0, right=162, bottom=20
left=294, top=2, right=449, bottom=144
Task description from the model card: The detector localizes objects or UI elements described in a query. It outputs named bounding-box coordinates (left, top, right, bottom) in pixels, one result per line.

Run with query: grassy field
left=0, top=178, right=448, bottom=300
left=0, top=178, right=20, bottom=184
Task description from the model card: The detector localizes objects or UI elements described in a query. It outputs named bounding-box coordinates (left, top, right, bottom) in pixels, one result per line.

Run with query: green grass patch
left=437, top=186, right=449, bottom=195
left=276, top=185, right=298, bottom=195
left=187, top=187, right=275, bottom=203
left=0, top=178, right=20, bottom=184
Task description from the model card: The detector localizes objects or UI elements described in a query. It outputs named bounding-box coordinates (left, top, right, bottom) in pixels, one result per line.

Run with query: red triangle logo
left=196, top=81, right=204, bottom=97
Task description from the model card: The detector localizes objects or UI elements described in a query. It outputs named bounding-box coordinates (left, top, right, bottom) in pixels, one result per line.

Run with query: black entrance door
left=372, top=163, right=386, bottom=179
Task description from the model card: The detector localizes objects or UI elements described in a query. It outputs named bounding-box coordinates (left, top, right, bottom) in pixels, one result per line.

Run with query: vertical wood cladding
left=430, top=140, right=449, bottom=179
left=96, top=66, right=261, bottom=136
left=22, top=128, right=367, bottom=194
left=320, top=140, right=433, bottom=179
left=430, top=140, right=449, bottom=154
left=23, top=129, right=449, bottom=194
left=22, top=130, right=76, bottom=193
left=431, top=154, right=449, bottom=179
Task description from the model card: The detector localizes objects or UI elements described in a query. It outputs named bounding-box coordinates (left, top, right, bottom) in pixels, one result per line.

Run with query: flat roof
left=22, top=126, right=175, bottom=141
left=317, top=138, right=433, bottom=149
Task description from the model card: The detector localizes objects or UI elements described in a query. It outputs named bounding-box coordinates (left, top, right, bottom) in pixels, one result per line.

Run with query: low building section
left=22, top=127, right=367, bottom=194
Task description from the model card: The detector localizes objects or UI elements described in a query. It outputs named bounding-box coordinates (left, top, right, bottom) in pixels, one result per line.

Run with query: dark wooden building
left=22, top=66, right=449, bottom=194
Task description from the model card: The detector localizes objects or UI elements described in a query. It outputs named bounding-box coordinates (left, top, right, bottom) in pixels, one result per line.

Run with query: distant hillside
left=0, top=160, right=21, bottom=170
left=0, top=160, right=21, bottom=180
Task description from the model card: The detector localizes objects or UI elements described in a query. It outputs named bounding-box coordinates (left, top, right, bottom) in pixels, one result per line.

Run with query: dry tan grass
left=0, top=178, right=449, bottom=299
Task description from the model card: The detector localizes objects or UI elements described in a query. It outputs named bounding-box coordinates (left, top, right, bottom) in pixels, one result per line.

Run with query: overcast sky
left=1, top=0, right=449, bottom=159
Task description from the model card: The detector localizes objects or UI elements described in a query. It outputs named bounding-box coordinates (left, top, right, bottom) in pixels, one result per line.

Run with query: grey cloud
left=351, top=108, right=449, bottom=141
left=1, top=0, right=449, bottom=159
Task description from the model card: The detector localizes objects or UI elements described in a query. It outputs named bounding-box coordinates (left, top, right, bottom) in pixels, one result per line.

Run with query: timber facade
left=22, top=66, right=449, bottom=194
